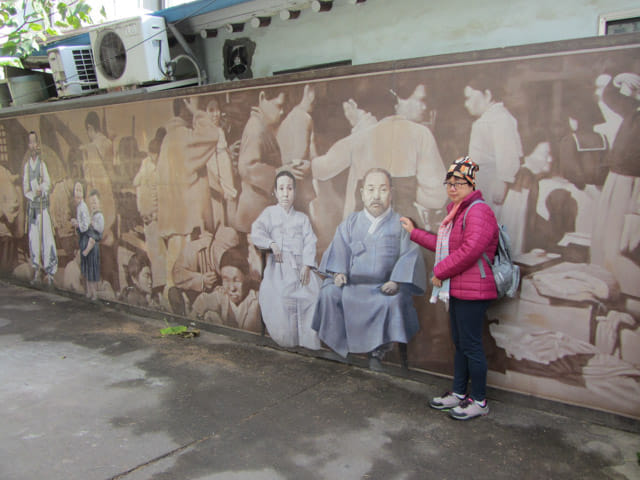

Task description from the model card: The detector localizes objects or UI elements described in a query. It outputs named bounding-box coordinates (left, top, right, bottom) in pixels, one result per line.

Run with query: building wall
left=188, top=0, right=640, bottom=83
left=1, top=33, right=639, bottom=419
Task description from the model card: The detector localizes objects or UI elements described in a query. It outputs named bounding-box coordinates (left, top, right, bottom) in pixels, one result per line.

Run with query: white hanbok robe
left=250, top=205, right=321, bottom=349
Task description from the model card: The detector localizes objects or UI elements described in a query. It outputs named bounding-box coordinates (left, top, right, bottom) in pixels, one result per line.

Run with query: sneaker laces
left=458, top=397, right=473, bottom=409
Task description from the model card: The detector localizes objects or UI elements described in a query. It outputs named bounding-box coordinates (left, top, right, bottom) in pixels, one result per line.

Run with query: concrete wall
left=187, top=0, right=640, bottom=83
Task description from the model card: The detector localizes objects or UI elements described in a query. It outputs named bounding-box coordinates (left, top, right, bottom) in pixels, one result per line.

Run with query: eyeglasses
left=443, top=181, right=469, bottom=190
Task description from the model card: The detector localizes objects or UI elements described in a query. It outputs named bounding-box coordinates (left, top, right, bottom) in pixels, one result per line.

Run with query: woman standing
left=400, top=156, right=498, bottom=420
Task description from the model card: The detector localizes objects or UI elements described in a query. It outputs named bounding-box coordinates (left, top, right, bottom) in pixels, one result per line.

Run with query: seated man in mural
left=190, top=246, right=261, bottom=333
left=312, top=168, right=426, bottom=368
left=168, top=226, right=240, bottom=316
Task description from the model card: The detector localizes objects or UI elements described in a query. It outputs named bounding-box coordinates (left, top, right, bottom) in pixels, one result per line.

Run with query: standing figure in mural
left=80, top=111, right=118, bottom=291
left=119, top=252, right=160, bottom=308
left=250, top=170, right=322, bottom=350
left=276, top=84, right=317, bottom=214
left=234, top=91, right=285, bottom=233
left=191, top=247, right=261, bottom=332
left=169, top=226, right=240, bottom=316
left=22, top=131, right=58, bottom=284
left=194, top=98, right=238, bottom=233
left=591, top=72, right=640, bottom=298
left=81, top=112, right=115, bottom=246
left=0, top=161, right=23, bottom=272
left=82, top=189, right=104, bottom=300
left=312, top=168, right=426, bottom=367
left=400, top=157, right=499, bottom=420
left=157, top=98, right=199, bottom=290
left=70, top=180, right=91, bottom=296
left=310, top=98, right=378, bottom=249
left=312, top=84, right=447, bottom=226
left=464, top=78, right=523, bottom=218
left=133, top=127, right=168, bottom=291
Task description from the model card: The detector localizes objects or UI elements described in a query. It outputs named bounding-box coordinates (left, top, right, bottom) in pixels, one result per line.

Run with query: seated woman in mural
left=119, top=252, right=161, bottom=308
left=250, top=170, right=322, bottom=350
left=190, top=247, right=261, bottom=332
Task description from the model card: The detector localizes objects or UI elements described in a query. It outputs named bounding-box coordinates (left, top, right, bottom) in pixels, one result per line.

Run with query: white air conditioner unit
left=89, top=15, right=170, bottom=90
left=47, top=46, right=98, bottom=97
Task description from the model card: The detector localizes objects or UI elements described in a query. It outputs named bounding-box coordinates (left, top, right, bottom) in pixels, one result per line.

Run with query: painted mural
left=1, top=40, right=639, bottom=419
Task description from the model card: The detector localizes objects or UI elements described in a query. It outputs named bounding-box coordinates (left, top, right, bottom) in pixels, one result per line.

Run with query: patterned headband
left=447, top=155, right=479, bottom=186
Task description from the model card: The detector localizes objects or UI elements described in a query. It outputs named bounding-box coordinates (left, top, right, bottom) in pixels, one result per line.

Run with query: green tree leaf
left=0, top=0, right=99, bottom=59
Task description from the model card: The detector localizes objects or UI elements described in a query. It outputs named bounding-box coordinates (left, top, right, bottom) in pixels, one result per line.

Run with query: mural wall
left=1, top=39, right=639, bottom=418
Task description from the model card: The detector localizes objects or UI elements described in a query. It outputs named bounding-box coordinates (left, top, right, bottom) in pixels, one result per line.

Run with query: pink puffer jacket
left=410, top=190, right=499, bottom=300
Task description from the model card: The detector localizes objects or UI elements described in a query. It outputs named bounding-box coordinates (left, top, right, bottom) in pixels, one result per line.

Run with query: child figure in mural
left=82, top=189, right=104, bottom=300
left=119, top=252, right=160, bottom=308
left=191, top=247, right=261, bottom=332
left=70, top=180, right=91, bottom=296
left=250, top=170, right=322, bottom=349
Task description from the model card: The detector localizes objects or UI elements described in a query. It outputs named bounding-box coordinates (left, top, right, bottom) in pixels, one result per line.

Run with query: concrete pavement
left=1, top=279, right=639, bottom=480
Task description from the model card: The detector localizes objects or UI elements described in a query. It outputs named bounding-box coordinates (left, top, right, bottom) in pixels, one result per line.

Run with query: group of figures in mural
left=1, top=47, right=639, bottom=417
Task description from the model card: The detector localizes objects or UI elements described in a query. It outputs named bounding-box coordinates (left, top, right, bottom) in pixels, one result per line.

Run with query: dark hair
left=28, top=130, right=38, bottom=142
left=274, top=170, right=296, bottom=191
left=466, top=75, right=504, bottom=102
left=148, top=127, right=167, bottom=154
left=85, top=111, right=101, bottom=132
left=88, top=189, right=100, bottom=199
left=219, top=247, right=249, bottom=273
left=126, top=252, right=151, bottom=285
left=445, top=172, right=473, bottom=188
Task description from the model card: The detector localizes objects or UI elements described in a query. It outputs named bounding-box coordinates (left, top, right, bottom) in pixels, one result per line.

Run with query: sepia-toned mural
left=1, top=39, right=639, bottom=419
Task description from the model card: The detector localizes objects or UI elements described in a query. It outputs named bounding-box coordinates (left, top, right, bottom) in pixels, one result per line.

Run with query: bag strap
left=462, top=199, right=491, bottom=278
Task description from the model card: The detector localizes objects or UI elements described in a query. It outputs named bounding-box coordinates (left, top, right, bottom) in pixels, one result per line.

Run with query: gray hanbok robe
left=312, top=209, right=426, bottom=357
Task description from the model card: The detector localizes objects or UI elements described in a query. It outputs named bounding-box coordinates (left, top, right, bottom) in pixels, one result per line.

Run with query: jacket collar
left=446, top=189, right=484, bottom=215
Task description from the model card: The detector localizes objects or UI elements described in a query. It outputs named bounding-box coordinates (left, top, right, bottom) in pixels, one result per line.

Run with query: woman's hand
left=399, top=216, right=415, bottom=234
left=300, top=265, right=311, bottom=286
left=334, top=273, right=347, bottom=287
left=270, top=242, right=282, bottom=263
left=431, top=275, right=442, bottom=288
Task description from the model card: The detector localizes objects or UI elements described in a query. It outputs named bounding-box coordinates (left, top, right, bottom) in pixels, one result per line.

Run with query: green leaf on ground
left=160, top=325, right=188, bottom=336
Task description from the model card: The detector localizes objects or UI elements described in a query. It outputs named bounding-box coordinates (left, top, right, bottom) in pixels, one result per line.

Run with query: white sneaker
left=449, top=397, right=489, bottom=420
left=429, top=391, right=465, bottom=410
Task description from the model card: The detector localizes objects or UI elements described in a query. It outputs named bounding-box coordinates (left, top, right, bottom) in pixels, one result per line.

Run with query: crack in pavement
left=108, top=365, right=352, bottom=479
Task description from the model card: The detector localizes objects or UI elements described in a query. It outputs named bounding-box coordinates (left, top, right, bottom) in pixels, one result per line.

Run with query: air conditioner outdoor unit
left=47, top=46, right=98, bottom=97
left=89, top=15, right=170, bottom=90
